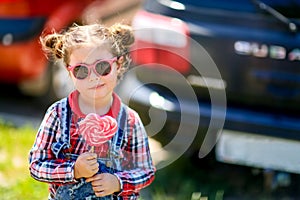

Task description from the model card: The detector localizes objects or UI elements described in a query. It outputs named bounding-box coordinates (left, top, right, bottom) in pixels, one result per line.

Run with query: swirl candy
left=78, top=113, right=118, bottom=147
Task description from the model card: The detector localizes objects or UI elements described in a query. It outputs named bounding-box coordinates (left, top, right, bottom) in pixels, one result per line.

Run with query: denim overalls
left=55, top=143, right=122, bottom=200
left=51, top=98, right=127, bottom=200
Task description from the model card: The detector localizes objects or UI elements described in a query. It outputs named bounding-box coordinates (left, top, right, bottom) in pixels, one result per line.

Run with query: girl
left=29, top=23, right=155, bottom=200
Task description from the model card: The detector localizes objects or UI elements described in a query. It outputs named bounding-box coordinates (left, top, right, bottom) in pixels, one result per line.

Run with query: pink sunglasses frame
left=67, top=57, right=118, bottom=80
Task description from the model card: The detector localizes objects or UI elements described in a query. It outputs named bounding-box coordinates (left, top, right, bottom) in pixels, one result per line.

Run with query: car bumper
left=216, top=129, right=300, bottom=174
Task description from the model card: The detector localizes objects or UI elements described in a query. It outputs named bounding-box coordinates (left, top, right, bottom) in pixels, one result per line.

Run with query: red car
left=0, top=0, right=103, bottom=100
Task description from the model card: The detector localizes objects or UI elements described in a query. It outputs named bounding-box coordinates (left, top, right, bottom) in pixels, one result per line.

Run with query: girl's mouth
left=89, top=83, right=105, bottom=89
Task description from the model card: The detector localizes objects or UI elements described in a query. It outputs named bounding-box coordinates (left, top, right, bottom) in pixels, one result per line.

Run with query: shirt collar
left=68, top=90, right=121, bottom=119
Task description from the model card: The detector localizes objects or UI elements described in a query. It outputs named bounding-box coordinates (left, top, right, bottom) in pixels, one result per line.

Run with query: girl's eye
left=95, top=61, right=111, bottom=76
left=73, top=65, right=89, bottom=79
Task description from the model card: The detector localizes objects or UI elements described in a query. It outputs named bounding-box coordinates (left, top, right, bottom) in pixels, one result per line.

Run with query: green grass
left=0, top=121, right=48, bottom=200
left=146, top=155, right=226, bottom=200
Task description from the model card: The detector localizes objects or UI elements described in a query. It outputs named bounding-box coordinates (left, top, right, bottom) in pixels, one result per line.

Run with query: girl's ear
left=117, top=56, right=124, bottom=69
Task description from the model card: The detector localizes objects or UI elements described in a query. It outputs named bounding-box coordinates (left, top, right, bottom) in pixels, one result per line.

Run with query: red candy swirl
left=78, top=113, right=118, bottom=146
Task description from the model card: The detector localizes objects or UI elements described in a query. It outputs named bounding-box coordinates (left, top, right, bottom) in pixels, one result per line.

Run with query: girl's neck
left=78, top=92, right=113, bottom=116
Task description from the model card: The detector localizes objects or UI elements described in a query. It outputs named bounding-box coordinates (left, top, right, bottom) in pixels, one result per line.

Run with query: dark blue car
left=117, top=0, right=300, bottom=174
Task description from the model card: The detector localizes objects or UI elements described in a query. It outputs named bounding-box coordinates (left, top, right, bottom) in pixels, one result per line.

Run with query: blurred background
left=1, top=0, right=300, bottom=199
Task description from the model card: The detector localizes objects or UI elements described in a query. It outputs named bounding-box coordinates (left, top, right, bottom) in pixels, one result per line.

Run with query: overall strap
left=51, top=97, right=72, bottom=158
left=60, top=97, right=72, bottom=147
left=115, top=104, right=127, bottom=148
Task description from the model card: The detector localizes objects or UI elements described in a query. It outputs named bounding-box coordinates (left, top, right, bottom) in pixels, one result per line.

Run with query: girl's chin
left=87, top=90, right=113, bottom=98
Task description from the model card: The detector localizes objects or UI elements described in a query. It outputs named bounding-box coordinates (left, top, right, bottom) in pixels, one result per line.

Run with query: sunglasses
left=67, top=57, right=118, bottom=80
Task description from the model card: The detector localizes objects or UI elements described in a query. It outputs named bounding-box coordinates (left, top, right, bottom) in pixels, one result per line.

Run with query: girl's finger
left=86, top=173, right=102, bottom=182
left=87, top=159, right=98, bottom=166
left=86, top=153, right=97, bottom=160
left=85, top=176, right=94, bottom=182
left=95, top=190, right=105, bottom=197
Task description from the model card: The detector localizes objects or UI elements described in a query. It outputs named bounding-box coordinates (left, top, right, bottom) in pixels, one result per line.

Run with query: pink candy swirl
left=78, top=113, right=118, bottom=147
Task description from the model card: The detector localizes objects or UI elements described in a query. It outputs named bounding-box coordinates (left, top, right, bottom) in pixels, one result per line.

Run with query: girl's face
left=68, top=45, right=119, bottom=101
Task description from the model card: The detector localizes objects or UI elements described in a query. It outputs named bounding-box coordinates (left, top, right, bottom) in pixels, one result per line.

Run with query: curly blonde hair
left=40, top=23, right=135, bottom=80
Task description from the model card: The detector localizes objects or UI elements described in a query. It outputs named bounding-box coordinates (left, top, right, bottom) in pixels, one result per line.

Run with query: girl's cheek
left=72, top=79, right=86, bottom=90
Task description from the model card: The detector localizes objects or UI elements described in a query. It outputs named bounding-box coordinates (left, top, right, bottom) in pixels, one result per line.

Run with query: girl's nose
left=88, top=70, right=100, bottom=82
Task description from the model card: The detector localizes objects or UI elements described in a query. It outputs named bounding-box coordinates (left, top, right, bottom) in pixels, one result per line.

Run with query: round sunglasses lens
left=95, top=61, right=111, bottom=76
left=73, top=65, right=89, bottom=79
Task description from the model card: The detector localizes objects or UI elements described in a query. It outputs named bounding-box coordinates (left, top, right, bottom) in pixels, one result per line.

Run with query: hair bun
left=110, top=23, right=134, bottom=46
left=41, top=34, right=64, bottom=59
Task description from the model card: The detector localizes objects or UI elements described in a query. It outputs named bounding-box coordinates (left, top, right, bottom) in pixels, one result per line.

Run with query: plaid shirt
left=29, top=91, right=155, bottom=199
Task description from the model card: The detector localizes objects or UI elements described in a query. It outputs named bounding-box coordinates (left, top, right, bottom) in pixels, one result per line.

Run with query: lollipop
left=78, top=113, right=118, bottom=152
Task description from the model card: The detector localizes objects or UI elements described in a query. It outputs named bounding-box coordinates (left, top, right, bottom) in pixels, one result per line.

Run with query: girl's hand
left=86, top=173, right=121, bottom=197
left=74, top=152, right=99, bottom=179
